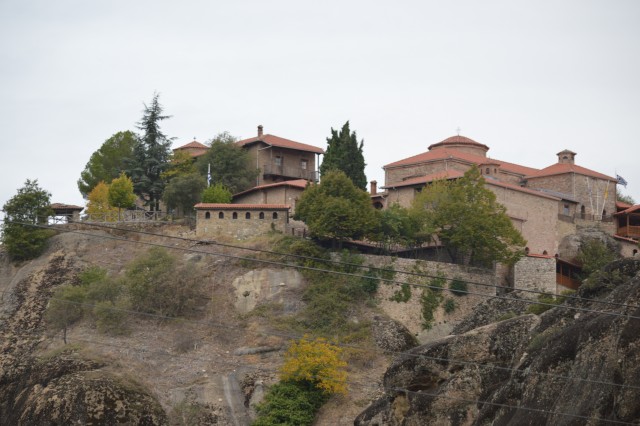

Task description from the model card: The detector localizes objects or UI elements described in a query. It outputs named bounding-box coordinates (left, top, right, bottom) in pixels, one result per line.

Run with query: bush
left=254, top=381, right=328, bottom=426
left=124, top=247, right=203, bottom=317
left=45, top=285, right=88, bottom=343
left=390, top=283, right=411, bottom=302
left=280, top=336, right=347, bottom=395
left=576, top=238, right=618, bottom=279
left=449, top=278, right=468, bottom=296
left=94, top=300, right=129, bottom=335
left=421, top=289, right=442, bottom=329
left=443, top=298, right=456, bottom=314
left=526, top=293, right=561, bottom=315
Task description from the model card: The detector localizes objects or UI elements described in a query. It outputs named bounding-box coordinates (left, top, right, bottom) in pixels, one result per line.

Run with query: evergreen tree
left=320, top=121, right=367, bottom=190
left=1, top=179, right=55, bottom=260
left=127, top=93, right=173, bottom=211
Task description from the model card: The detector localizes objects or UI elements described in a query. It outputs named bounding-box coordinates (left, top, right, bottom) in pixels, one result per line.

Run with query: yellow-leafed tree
left=280, top=336, right=347, bottom=395
left=86, top=181, right=117, bottom=221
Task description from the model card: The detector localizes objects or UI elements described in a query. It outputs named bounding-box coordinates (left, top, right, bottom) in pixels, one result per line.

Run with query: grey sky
left=1, top=0, right=639, bottom=215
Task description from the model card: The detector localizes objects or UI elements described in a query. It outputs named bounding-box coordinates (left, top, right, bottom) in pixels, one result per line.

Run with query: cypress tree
left=320, top=121, right=367, bottom=190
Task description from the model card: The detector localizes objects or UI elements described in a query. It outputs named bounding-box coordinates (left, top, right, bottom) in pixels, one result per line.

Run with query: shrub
left=526, top=293, right=561, bottom=315
left=280, top=336, right=347, bottom=395
left=254, top=381, right=328, bottom=426
left=94, top=300, right=129, bottom=335
left=390, top=283, right=412, bottom=302
left=421, top=289, right=442, bottom=329
left=576, top=238, right=618, bottom=279
left=45, top=284, right=88, bottom=343
left=443, top=298, right=456, bottom=314
left=449, top=278, right=468, bottom=296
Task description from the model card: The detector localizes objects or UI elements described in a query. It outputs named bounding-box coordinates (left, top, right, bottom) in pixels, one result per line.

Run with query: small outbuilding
left=50, top=203, right=84, bottom=223
left=194, top=203, right=290, bottom=240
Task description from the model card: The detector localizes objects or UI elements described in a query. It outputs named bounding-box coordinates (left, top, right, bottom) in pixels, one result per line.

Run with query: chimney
left=556, top=149, right=576, bottom=165
left=257, top=125, right=263, bottom=138
left=370, top=180, right=377, bottom=195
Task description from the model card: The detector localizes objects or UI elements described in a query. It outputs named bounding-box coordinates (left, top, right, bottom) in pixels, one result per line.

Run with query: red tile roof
left=525, top=163, right=616, bottom=182
left=50, top=203, right=84, bottom=211
left=428, top=135, right=489, bottom=151
left=485, top=179, right=561, bottom=201
left=382, top=170, right=464, bottom=189
left=194, top=203, right=290, bottom=210
left=614, top=204, right=640, bottom=215
left=236, top=134, right=324, bottom=154
left=616, top=200, right=633, bottom=210
left=233, top=179, right=309, bottom=197
left=175, top=140, right=208, bottom=150
left=384, top=148, right=539, bottom=177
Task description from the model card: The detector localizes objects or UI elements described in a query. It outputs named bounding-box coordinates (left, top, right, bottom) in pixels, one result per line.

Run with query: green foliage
left=526, top=293, right=563, bottom=315
left=45, top=285, right=87, bottom=343
left=410, top=166, right=526, bottom=266
left=108, top=172, right=137, bottom=219
left=195, top=132, right=258, bottom=193
left=421, top=289, right=442, bottom=330
left=373, top=203, right=423, bottom=250
left=126, top=93, right=173, bottom=211
left=162, top=173, right=207, bottom=216
left=162, top=150, right=197, bottom=181
left=449, top=278, right=468, bottom=297
left=320, top=121, right=367, bottom=190
left=616, top=188, right=635, bottom=205
left=443, top=298, right=456, bottom=314
left=123, top=247, right=203, bottom=317
left=77, top=131, right=137, bottom=197
left=1, top=179, right=55, bottom=261
left=390, top=284, right=412, bottom=303
left=576, top=238, right=619, bottom=279
left=94, top=300, right=129, bottom=336
left=254, top=381, right=328, bottom=426
left=497, top=311, right=517, bottom=321
left=294, top=170, right=377, bottom=247
left=201, top=182, right=232, bottom=204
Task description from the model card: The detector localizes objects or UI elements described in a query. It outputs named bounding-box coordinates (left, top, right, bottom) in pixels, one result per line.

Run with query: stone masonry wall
left=196, top=208, right=288, bottom=240
left=234, top=186, right=305, bottom=214
left=513, top=255, right=556, bottom=295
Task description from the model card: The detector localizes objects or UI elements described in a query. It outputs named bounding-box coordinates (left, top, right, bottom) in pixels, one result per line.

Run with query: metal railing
left=262, top=164, right=318, bottom=181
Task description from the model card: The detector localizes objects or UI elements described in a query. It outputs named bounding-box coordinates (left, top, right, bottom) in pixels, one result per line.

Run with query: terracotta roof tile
left=384, top=148, right=538, bottom=177
left=614, top=204, right=640, bottom=215
left=174, top=140, right=208, bottom=150
left=525, top=163, right=616, bottom=182
left=616, top=200, right=633, bottom=210
left=382, top=170, right=463, bottom=189
left=486, top=179, right=561, bottom=201
left=428, top=135, right=489, bottom=151
left=236, top=134, right=324, bottom=154
left=194, top=203, right=290, bottom=210
left=233, top=179, right=309, bottom=197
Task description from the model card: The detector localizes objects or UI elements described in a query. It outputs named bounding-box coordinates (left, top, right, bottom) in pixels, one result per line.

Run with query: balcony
left=263, top=164, right=318, bottom=182
left=617, top=225, right=640, bottom=239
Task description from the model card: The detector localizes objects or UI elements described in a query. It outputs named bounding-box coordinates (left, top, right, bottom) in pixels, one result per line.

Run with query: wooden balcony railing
left=617, top=225, right=640, bottom=238
left=263, top=164, right=318, bottom=181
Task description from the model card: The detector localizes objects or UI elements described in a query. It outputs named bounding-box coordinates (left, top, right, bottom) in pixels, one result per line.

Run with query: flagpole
left=207, top=163, right=211, bottom=187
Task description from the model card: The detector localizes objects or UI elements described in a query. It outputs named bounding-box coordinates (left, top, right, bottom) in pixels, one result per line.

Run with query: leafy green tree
left=616, top=188, right=635, bottom=205
left=1, top=179, right=55, bottom=261
left=163, top=173, right=207, bottom=217
left=108, top=173, right=137, bottom=220
left=411, top=166, right=526, bottom=266
left=86, top=181, right=118, bottom=220
left=294, top=170, right=377, bottom=248
left=161, top=150, right=197, bottom=182
left=77, top=131, right=137, bottom=197
left=320, top=121, right=367, bottom=189
left=195, top=132, right=258, bottom=193
left=201, top=183, right=232, bottom=204
left=374, top=203, right=423, bottom=251
left=126, top=93, right=173, bottom=211
left=45, top=285, right=87, bottom=344
left=576, top=238, right=619, bottom=279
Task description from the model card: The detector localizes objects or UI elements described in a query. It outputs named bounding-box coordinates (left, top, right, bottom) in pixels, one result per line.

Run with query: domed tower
left=428, top=135, right=489, bottom=157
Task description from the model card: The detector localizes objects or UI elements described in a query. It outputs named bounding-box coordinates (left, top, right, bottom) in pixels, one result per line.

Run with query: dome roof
left=428, top=135, right=489, bottom=152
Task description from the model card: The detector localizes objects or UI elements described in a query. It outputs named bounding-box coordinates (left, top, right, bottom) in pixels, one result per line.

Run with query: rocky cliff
left=355, top=259, right=640, bottom=425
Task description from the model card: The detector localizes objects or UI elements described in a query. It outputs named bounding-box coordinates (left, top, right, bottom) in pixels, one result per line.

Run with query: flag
left=616, top=174, right=628, bottom=188
left=207, top=163, right=212, bottom=187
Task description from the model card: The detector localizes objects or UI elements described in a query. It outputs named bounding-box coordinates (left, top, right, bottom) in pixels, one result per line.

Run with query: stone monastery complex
left=173, top=126, right=639, bottom=293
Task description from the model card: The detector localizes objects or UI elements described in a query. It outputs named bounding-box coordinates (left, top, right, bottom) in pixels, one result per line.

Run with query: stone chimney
left=258, top=125, right=264, bottom=138
left=370, top=180, right=377, bottom=195
left=557, top=149, right=576, bottom=165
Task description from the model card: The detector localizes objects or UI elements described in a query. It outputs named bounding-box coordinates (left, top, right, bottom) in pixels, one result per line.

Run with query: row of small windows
left=204, top=211, right=279, bottom=220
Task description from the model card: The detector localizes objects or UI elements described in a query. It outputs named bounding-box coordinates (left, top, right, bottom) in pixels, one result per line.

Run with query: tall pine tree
left=320, top=121, right=367, bottom=190
left=127, top=93, right=173, bottom=211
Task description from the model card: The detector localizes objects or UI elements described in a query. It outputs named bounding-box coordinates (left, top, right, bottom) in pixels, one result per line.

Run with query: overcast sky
left=1, top=0, right=639, bottom=215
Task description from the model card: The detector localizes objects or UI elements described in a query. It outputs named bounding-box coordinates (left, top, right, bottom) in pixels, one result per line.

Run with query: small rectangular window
left=274, top=156, right=282, bottom=167
left=300, top=159, right=308, bottom=170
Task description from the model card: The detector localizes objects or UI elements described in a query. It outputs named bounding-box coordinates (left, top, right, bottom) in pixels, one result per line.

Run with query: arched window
left=272, top=212, right=278, bottom=220
left=485, top=167, right=490, bottom=174
left=259, top=212, right=265, bottom=219
left=232, top=212, right=238, bottom=220
left=245, top=212, right=251, bottom=219
left=218, top=212, right=224, bottom=219
left=580, top=205, right=586, bottom=219
left=205, top=212, right=211, bottom=219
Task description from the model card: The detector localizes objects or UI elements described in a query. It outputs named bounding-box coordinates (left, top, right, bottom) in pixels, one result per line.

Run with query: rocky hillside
left=355, top=259, right=640, bottom=425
